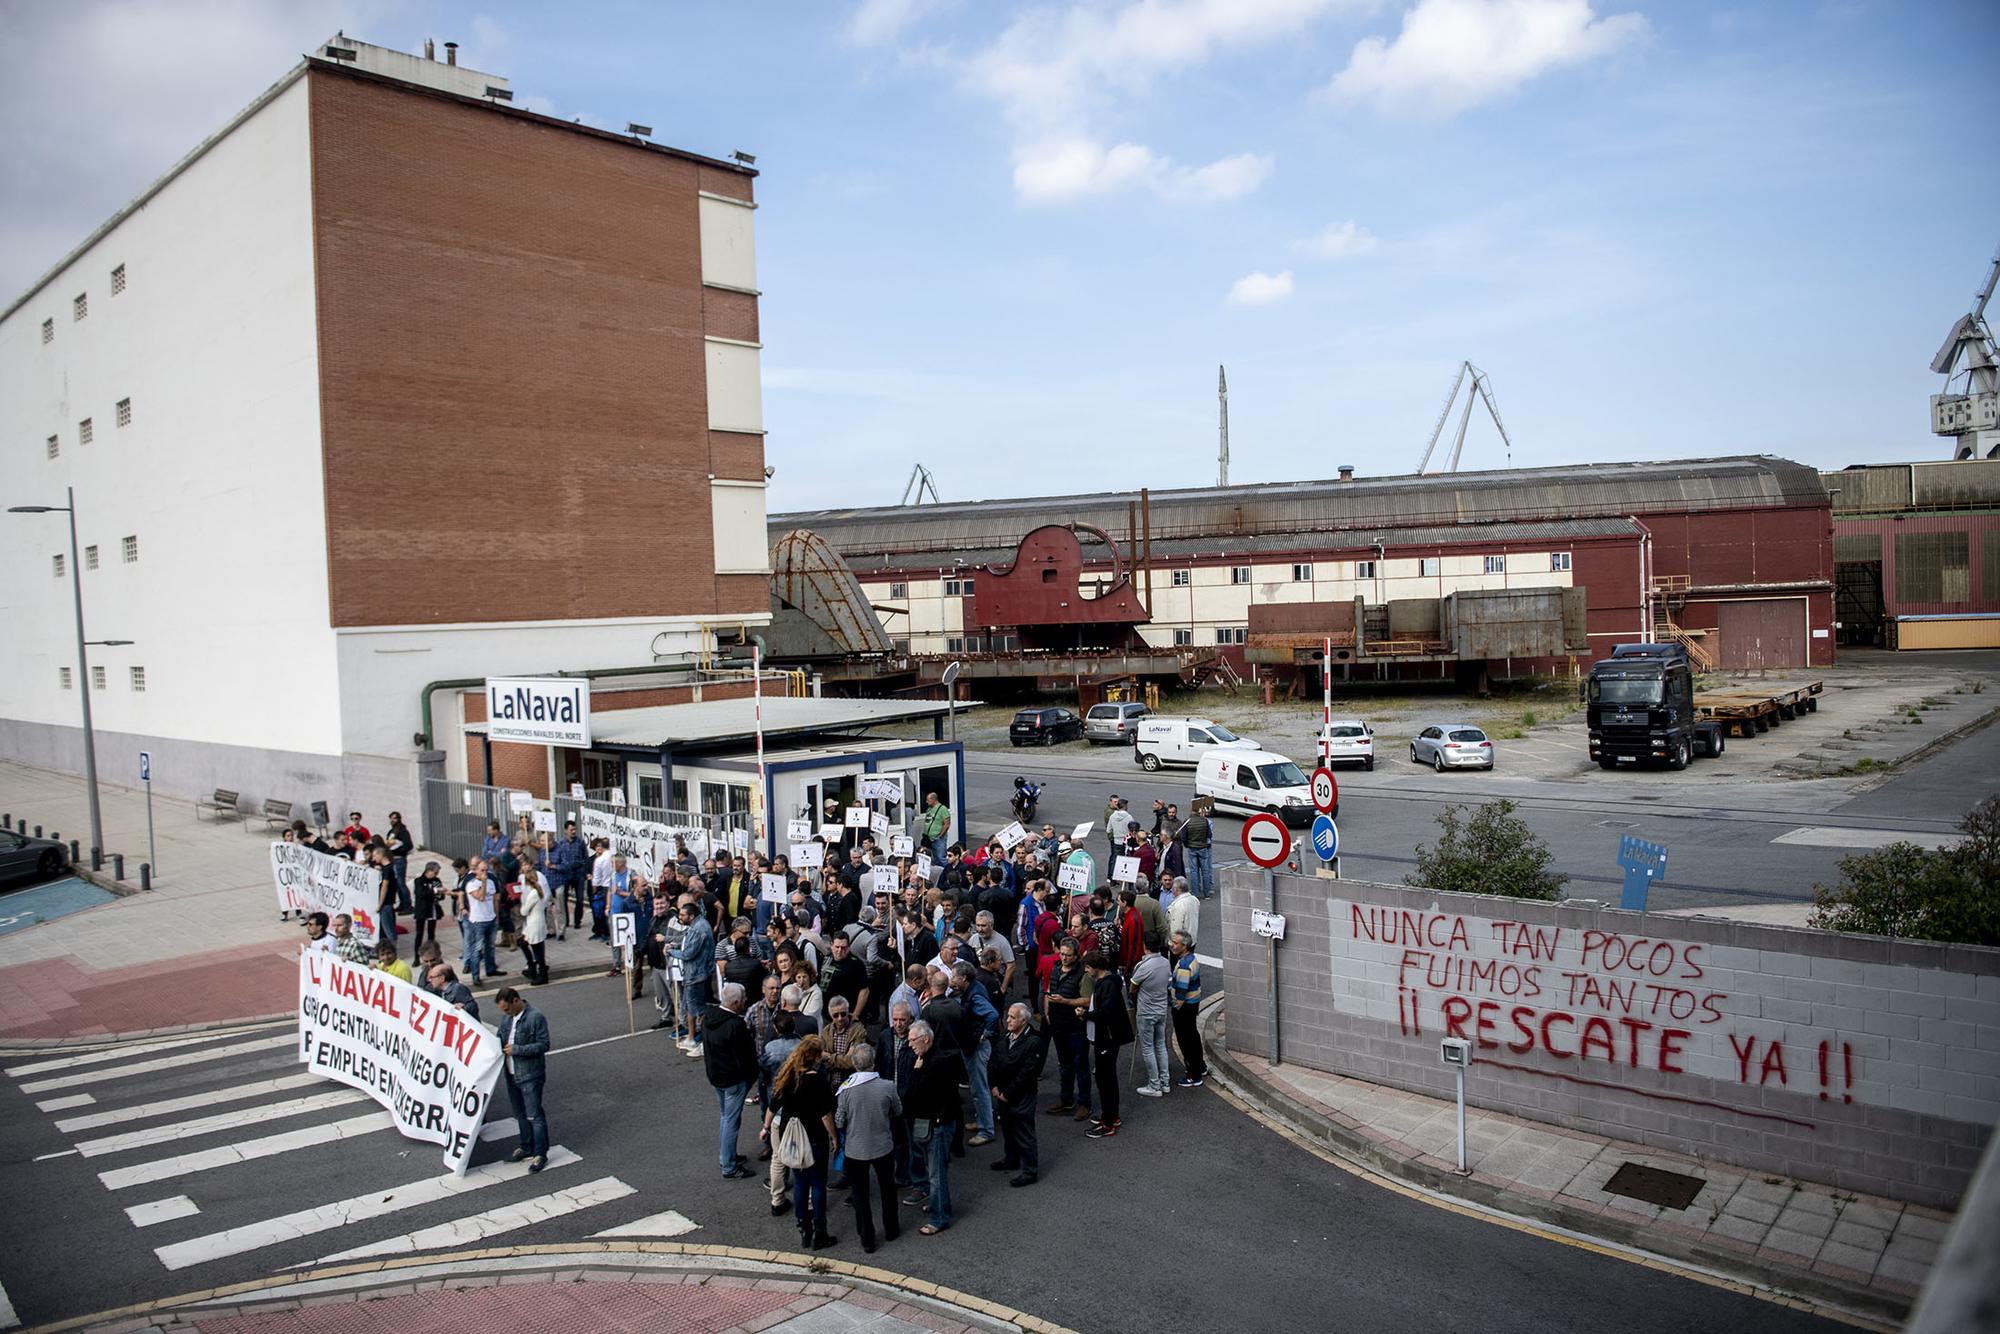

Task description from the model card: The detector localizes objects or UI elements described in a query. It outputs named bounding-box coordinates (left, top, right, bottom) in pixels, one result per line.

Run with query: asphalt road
left=0, top=981, right=1849, bottom=1334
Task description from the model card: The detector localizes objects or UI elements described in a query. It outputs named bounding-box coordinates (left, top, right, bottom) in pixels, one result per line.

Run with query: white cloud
left=1325, top=0, right=1648, bottom=120
left=1298, top=219, right=1380, bottom=257
left=846, top=0, right=948, bottom=47
left=1012, top=138, right=1272, bottom=204
left=960, top=0, right=1365, bottom=203
left=1228, top=270, right=1296, bottom=304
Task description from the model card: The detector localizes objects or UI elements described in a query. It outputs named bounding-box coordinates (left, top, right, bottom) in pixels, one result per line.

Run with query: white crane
left=900, top=463, right=941, bottom=505
left=1416, top=360, right=1515, bottom=474
left=1932, top=245, right=2000, bottom=459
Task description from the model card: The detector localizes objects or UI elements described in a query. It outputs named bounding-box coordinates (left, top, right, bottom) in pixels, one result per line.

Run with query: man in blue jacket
left=547, top=820, right=589, bottom=939
left=672, top=899, right=716, bottom=1053
left=495, top=987, right=551, bottom=1172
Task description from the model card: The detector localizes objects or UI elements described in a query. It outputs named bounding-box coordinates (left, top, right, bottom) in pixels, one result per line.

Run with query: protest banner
left=760, top=874, right=789, bottom=906
left=870, top=811, right=890, bottom=837
left=843, top=805, right=870, bottom=829
left=578, top=807, right=709, bottom=882
left=792, top=842, right=824, bottom=871
left=508, top=790, right=533, bottom=815
left=569, top=782, right=586, bottom=799
left=1113, top=855, right=1142, bottom=884
left=531, top=809, right=557, bottom=834
left=914, top=852, right=934, bottom=882
left=858, top=775, right=901, bottom=802
left=787, top=819, right=812, bottom=844
left=819, top=823, right=844, bottom=843
left=271, top=842, right=381, bottom=943
left=994, top=821, right=1028, bottom=851
left=1057, top=862, right=1090, bottom=893
left=889, top=834, right=914, bottom=858
left=1071, top=822, right=1093, bottom=841
left=870, top=866, right=900, bottom=895
left=297, top=952, right=501, bottom=1174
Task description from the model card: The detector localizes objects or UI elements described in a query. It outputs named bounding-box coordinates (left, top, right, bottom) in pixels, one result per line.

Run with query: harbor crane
left=1417, top=360, right=1515, bottom=474
left=1932, top=245, right=2000, bottom=459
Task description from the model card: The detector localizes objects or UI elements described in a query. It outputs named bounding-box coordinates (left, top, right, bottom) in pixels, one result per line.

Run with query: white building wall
left=0, top=75, right=340, bottom=803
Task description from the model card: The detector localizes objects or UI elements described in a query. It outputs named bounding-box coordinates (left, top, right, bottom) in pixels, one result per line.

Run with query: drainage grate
left=1603, top=1162, right=1705, bottom=1211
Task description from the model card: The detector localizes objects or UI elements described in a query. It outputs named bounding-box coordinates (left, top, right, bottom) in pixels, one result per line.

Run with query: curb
left=1195, top=1003, right=1910, bottom=1328
left=23, top=1242, right=1080, bottom=1334
left=1842, top=697, right=1999, bottom=794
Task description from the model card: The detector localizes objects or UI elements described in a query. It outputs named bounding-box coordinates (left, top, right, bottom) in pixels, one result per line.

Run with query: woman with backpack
left=767, top=1035, right=838, bottom=1250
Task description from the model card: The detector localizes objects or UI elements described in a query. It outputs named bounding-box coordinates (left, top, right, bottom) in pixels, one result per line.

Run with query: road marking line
left=153, top=1146, right=581, bottom=1271
left=7, top=1030, right=267, bottom=1077
left=34, top=1093, right=94, bottom=1112
left=75, top=1091, right=367, bottom=1157
left=32, top=1149, right=78, bottom=1161
left=100, top=1111, right=392, bottom=1190
left=19, top=1034, right=295, bottom=1094
left=479, top=1120, right=515, bottom=1142
left=592, top=1208, right=700, bottom=1238
left=125, top=1196, right=200, bottom=1228
left=0, top=1274, right=15, bottom=1331
left=550, top=1029, right=664, bottom=1057
left=305, top=1174, right=634, bottom=1265
left=1771, top=826, right=1957, bottom=850
left=55, top=1073, right=321, bottom=1133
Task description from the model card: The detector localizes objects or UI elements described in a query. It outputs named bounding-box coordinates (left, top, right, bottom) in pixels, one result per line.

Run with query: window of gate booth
left=701, top=781, right=752, bottom=820
left=636, top=775, right=688, bottom=810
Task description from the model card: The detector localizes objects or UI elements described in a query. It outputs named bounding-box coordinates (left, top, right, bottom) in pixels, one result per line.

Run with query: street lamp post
left=10, top=487, right=109, bottom=859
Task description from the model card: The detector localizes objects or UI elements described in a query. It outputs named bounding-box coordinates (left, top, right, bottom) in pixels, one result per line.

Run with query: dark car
left=1009, top=707, right=1083, bottom=747
left=0, top=827, right=71, bottom=884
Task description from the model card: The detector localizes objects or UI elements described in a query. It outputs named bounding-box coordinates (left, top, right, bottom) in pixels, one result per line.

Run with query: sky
left=2, top=0, right=1995, bottom=512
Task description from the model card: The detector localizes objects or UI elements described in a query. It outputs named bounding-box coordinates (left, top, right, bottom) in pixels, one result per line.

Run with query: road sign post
left=1309, top=766, right=1337, bottom=815
left=1240, top=813, right=1291, bottom=1067
left=1310, top=813, right=1339, bottom=880
left=138, top=751, right=157, bottom=881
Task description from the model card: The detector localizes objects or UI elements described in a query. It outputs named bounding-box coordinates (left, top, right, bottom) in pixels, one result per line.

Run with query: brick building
left=0, top=36, right=771, bottom=824
left=1825, top=458, right=2000, bottom=649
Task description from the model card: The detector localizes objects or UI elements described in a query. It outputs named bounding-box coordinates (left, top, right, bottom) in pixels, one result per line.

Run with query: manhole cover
left=1603, top=1162, right=1705, bottom=1210
left=1596, top=819, right=1637, bottom=829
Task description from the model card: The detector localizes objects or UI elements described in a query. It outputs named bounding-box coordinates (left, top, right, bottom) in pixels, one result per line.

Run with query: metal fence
left=421, top=780, right=755, bottom=862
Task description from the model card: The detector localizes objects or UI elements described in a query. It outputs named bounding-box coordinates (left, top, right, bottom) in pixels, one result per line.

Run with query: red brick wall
left=305, top=67, right=766, bottom=627
left=460, top=678, right=763, bottom=794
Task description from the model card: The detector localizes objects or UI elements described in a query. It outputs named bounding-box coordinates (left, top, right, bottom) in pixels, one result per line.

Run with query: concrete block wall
left=1222, top=867, right=2000, bottom=1209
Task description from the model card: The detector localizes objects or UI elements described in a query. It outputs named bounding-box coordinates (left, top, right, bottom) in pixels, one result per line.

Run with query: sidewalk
left=1199, top=1005, right=1940, bottom=1326
left=0, top=761, right=631, bottom=1043
left=53, top=1246, right=1069, bottom=1334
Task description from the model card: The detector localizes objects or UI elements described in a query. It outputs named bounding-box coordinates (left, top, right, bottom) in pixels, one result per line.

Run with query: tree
left=1407, top=799, right=1568, bottom=901
left=1809, top=796, right=2000, bottom=946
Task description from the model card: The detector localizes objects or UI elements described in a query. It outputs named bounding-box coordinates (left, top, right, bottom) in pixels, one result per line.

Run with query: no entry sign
left=1310, top=767, right=1338, bottom=814
left=1241, top=813, right=1291, bottom=869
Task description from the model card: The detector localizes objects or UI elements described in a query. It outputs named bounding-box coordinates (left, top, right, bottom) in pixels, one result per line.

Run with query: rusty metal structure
left=970, top=523, right=1150, bottom=650
left=1249, top=588, right=1587, bottom=674
left=766, top=528, right=893, bottom=656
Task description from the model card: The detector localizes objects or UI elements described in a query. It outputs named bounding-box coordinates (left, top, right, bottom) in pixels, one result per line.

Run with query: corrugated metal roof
left=774, top=455, right=1823, bottom=561
left=465, top=697, right=954, bottom=749
left=839, top=516, right=1641, bottom=574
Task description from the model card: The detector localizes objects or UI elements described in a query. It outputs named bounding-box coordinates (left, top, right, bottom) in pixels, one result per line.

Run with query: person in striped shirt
left=1169, top=930, right=1207, bottom=1088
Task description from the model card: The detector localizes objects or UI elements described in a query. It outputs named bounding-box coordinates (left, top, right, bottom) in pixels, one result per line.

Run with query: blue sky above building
left=3, top=0, right=1993, bottom=509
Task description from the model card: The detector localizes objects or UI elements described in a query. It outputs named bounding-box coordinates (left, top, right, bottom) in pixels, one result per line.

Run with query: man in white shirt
left=462, top=857, right=501, bottom=983
left=969, top=910, right=1016, bottom=997
left=1167, top=875, right=1200, bottom=948
left=589, top=838, right=617, bottom=941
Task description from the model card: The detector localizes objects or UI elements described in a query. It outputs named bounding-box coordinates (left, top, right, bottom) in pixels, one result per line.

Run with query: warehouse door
left=1713, top=599, right=1804, bottom=669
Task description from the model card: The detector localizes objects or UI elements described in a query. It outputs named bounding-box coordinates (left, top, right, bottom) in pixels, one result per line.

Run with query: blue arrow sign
left=1617, top=834, right=1668, bottom=911
left=1311, top=813, right=1340, bottom=862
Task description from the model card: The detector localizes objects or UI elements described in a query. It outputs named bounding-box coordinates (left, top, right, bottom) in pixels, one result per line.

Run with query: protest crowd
left=288, top=788, right=1216, bottom=1248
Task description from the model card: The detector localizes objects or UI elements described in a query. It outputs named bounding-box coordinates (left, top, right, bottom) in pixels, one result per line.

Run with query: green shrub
left=1407, top=799, right=1568, bottom=902
left=1810, top=797, right=2000, bottom=945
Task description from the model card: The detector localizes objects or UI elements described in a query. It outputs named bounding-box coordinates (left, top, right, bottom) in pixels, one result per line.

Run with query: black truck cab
left=1584, top=643, right=1723, bottom=770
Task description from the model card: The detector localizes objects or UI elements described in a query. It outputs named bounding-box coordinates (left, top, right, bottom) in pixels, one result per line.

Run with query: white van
left=1132, top=717, right=1261, bottom=772
left=1195, top=751, right=1320, bottom=825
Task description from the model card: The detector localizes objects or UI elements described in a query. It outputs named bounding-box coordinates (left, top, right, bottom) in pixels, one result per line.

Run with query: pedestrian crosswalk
left=4, top=1023, right=699, bottom=1277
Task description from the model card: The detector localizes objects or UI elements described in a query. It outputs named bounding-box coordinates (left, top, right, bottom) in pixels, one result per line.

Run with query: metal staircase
left=1650, top=576, right=1717, bottom=671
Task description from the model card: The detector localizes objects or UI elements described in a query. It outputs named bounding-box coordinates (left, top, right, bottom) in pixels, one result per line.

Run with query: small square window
left=116, top=398, right=131, bottom=427
left=52, top=553, right=65, bottom=578
left=79, top=418, right=93, bottom=445
left=122, top=534, right=139, bottom=563
left=1355, top=560, right=1376, bottom=579
left=130, top=666, right=146, bottom=692
left=1172, top=629, right=1194, bottom=646
left=946, top=636, right=964, bottom=652
left=91, top=664, right=106, bottom=690
left=1230, top=566, right=1251, bottom=584
left=889, top=582, right=908, bottom=599
left=1292, top=563, right=1313, bottom=582
left=46, top=435, right=59, bottom=460
left=73, top=292, right=88, bottom=321
left=1484, top=555, right=1505, bottom=574
left=111, top=264, right=126, bottom=295
left=1551, top=552, right=1572, bottom=572
left=1171, top=569, right=1192, bottom=587
left=1419, top=557, right=1441, bottom=576
left=59, top=667, right=73, bottom=690
left=41, top=318, right=54, bottom=344
left=84, top=544, right=99, bottom=570
left=1214, top=626, right=1246, bottom=645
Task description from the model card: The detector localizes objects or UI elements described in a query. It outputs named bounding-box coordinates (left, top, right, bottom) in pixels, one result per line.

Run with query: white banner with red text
left=271, top=841, right=381, bottom=943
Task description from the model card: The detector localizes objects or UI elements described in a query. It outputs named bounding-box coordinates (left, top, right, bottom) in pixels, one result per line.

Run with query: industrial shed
left=773, top=455, right=1834, bottom=675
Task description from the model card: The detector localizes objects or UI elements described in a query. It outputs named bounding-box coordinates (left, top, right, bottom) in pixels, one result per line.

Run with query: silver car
left=1084, top=702, right=1150, bottom=745
left=1411, top=723, right=1494, bottom=771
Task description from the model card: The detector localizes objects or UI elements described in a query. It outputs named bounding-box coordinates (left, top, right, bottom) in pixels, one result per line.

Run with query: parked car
left=1084, top=701, right=1150, bottom=744
left=1195, top=751, right=1319, bottom=826
left=0, top=827, right=70, bottom=884
left=1316, top=718, right=1375, bottom=770
left=1133, top=717, right=1261, bottom=772
left=1411, top=724, right=1495, bottom=771
left=1009, top=706, right=1083, bottom=747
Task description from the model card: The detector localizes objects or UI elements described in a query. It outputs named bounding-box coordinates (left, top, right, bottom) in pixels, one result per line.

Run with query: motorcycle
left=1010, top=776, right=1043, bottom=824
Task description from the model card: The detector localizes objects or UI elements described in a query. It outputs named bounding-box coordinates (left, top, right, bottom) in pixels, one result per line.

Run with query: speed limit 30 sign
left=1241, top=813, right=1291, bottom=869
left=1309, top=766, right=1337, bottom=814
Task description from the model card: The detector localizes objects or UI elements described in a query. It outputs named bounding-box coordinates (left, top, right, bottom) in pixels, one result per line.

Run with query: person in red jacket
left=1116, top=889, right=1144, bottom=978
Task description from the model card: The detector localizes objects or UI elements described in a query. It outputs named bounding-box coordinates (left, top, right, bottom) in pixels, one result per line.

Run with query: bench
left=196, top=788, right=243, bottom=823
left=261, top=798, right=294, bottom=833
